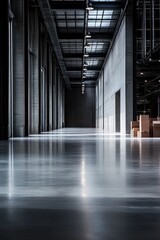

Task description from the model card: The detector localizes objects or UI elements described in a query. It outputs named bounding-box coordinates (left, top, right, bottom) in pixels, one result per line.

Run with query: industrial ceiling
left=37, top=0, right=123, bottom=88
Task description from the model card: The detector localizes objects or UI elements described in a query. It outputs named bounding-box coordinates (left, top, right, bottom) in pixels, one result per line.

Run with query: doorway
left=115, top=90, right=120, bottom=132
left=40, top=67, right=46, bottom=132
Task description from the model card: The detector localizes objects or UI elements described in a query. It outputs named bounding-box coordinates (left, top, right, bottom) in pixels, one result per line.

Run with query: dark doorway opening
left=115, top=90, right=120, bottom=132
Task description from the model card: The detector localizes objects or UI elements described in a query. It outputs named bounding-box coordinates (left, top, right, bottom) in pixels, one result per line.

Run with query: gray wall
left=96, top=6, right=134, bottom=134
left=2, top=0, right=66, bottom=138
left=65, top=86, right=95, bottom=127
left=0, top=0, right=9, bottom=139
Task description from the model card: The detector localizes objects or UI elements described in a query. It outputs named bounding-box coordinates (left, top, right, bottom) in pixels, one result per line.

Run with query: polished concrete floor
left=0, top=128, right=160, bottom=239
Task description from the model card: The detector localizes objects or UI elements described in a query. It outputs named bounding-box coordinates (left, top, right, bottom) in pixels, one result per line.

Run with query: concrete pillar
left=40, top=30, right=48, bottom=133
left=12, top=0, right=26, bottom=136
left=48, top=46, right=53, bottom=131
left=0, top=0, right=9, bottom=139
left=96, top=81, right=99, bottom=128
left=102, top=69, right=104, bottom=129
left=29, top=8, right=40, bottom=134
left=57, top=73, right=62, bottom=129
left=125, top=0, right=134, bottom=133
left=52, top=59, right=57, bottom=130
left=56, top=68, right=59, bottom=129
left=62, top=83, right=65, bottom=127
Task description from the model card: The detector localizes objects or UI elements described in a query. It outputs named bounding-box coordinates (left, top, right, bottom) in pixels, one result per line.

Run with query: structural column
left=29, top=8, right=40, bottom=134
left=12, top=0, right=26, bottom=136
left=0, top=0, right=9, bottom=139
left=125, top=0, right=135, bottom=133
left=48, top=45, right=53, bottom=131
left=52, top=59, right=57, bottom=130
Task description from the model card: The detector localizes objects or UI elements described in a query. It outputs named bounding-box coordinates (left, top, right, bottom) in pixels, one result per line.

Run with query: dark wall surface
left=65, top=86, right=96, bottom=127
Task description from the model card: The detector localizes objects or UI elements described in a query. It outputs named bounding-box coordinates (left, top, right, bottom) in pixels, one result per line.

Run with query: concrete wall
left=96, top=6, right=134, bottom=134
left=97, top=18, right=126, bottom=132
left=0, top=0, right=9, bottom=139
left=65, top=86, right=95, bottom=127
left=0, top=0, right=66, bottom=139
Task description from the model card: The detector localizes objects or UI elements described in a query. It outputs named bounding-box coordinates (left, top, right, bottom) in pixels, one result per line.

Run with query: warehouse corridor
left=0, top=128, right=160, bottom=239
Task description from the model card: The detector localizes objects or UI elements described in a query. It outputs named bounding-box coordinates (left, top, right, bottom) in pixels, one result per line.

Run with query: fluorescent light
left=85, top=33, right=91, bottom=38
left=86, top=4, right=94, bottom=11
left=84, top=44, right=90, bottom=48
left=84, top=54, right=89, bottom=57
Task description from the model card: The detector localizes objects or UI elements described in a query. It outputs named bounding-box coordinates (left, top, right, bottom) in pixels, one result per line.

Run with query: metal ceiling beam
left=56, top=17, right=119, bottom=21
left=63, top=53, right=106, bottom=59
left=70, top=81, right=96, bottom=85
left=69, top=78, right=97, bottom=81
left=37, top=0, right=70, bottom=89
left=66, top=66, right=101, bottom=71
left=50, top=1, right=122, bottom=10
left=58, top=32, right=113, bottom=41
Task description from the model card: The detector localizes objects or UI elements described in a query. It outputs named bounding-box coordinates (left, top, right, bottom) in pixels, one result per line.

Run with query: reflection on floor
left=0, top=128, right=160, bottom=239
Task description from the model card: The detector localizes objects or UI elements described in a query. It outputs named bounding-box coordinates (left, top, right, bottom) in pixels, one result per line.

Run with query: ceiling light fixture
left=85, top=32, right=91, bottom=38
left=84, top=62, right=88, bottom=67
left=84, top=53, right=89, bottom=57
left=86, top=3, right=94, bottom=11
left=84, top=44, right=90, bottom=48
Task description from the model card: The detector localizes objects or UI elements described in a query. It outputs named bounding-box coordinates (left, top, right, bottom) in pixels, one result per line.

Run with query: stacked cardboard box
left=139, top=115, right=150, bottom=132
left=130, top=121, right=139, bottom=137
left=152, top=121, right=160, bottom=137
left=131, top=128, right=139, bottom=137
left=137, top=115, right=150, bottom=138
left=130, top=116, right=160, bottom=138
left=137, top=131, right=149, bottom=138
left=149, top=118, right=157, bottom=137
left=130, top=121, right=139, bottom=129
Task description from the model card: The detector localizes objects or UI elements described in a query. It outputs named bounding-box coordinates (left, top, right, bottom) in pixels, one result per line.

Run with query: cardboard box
left=137, top=131, right=150, bottom=138
left=139, top=115, right=150, bottom=132
left=152, top=121, right=160, bottom=137
left=131, top=128, right=139, bottom=137
left=130, top=121, right=139, bottom=130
